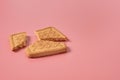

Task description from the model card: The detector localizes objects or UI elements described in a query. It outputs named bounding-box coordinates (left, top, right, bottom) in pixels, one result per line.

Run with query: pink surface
left=0, top=0, right=120, bottom=80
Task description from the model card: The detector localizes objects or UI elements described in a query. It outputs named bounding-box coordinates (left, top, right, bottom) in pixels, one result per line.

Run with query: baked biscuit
left=35, top=27, right=68, bottom=41
left=26, top=40, right=67, bottom=58
left=10, top=32, right=27, bottom=51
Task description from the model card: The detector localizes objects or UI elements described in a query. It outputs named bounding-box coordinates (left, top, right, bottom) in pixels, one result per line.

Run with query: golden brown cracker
left=26, top=40, right=67, bottom=58
left=10, top=32, right=27, bottom=51
left=35, top=27, right=68, bottom=41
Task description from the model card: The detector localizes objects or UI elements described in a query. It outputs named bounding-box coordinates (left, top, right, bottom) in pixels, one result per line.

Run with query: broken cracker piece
left=26, top=40, right=67, bottom=58
left=35, top=27, right=68, bottom=41
left=10, top=32, right=27, bottom=51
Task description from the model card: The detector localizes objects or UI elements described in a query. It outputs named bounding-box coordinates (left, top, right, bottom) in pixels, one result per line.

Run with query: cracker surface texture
left=26, top=40, right=67, bottom=58
left=10, top=32, right=27, bottom=51
left=35, top=27, right=68, bottom=41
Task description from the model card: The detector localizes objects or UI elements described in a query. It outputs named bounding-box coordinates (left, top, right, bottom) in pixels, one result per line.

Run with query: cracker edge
left=51, top=27, right=68, bottom=41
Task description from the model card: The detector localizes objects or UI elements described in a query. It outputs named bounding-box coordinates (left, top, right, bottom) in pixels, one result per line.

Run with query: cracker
left=10, top=32, right=27, bottom=51
left=26, top=40, right=67, bottom=58
left=35, top=27, right=68, bottom=41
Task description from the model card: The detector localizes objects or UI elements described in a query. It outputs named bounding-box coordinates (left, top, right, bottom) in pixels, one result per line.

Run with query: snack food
left=9, top=32, right=27, bottom=51
left=35, top=27, right=68, bottom=41
left=26, top=40, right=67, bottom=58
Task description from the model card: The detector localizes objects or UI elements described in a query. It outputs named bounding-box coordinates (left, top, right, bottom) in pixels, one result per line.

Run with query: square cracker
left=10, top=32, right=27, bottom=51
left=26, top=40, right=67, bottom=58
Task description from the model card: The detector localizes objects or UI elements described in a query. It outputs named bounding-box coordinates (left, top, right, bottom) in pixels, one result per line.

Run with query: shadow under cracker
left=26, top=36, right=31, bottom=46
left=67, top=47, right=71, bottom=53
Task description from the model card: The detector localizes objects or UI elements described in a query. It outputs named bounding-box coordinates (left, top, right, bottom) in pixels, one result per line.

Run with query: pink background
left=0, top=0, right=120, bottom=80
